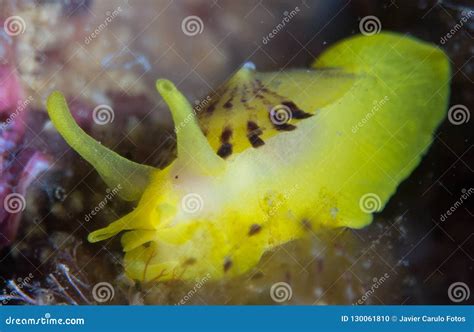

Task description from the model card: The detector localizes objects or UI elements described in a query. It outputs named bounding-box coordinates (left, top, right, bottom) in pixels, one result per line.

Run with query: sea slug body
left=46, top=33, right=450, bottom=282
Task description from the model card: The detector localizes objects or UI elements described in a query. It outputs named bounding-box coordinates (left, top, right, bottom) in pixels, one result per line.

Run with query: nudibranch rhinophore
left=46, top=33, right=450, bottom=282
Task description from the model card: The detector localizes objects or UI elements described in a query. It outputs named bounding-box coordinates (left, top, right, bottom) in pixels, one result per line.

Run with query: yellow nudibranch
left=46, top=33, right=450, bottom=282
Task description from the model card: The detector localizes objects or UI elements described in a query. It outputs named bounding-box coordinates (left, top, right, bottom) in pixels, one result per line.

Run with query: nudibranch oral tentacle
left=46, top=32, right=450, bottom=282
left=46, top=92, right=154, bottom=201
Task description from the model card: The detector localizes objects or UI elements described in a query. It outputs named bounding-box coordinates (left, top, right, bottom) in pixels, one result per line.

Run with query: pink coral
left=0, top=61, right=52, bottom=246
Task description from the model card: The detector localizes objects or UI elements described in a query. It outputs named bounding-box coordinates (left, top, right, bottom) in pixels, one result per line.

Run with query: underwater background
left=0, top=0, right=472, bottom=305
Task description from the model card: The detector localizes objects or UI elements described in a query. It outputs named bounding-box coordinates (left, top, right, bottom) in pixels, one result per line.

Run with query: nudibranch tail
left=155, top=79, right=225, bottom=174
left=46, top=92, right=155, bottom=201
left=308, top=32, right=450, bottom=228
